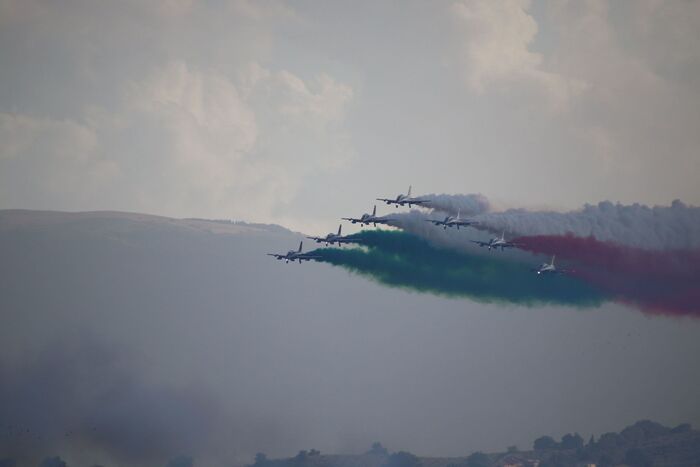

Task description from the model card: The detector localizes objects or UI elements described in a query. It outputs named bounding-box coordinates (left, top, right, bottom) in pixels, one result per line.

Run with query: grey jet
left=306, top=224, right=354, bottom=247
left=342, top=205, right=392, bottom=227
left=377, top=185, right=430, bottom=208
left=267, top=241, right=321, bottom=264
left=425, top=209, right=478, bottom=230
left=471, top=231, right=519, bottom=251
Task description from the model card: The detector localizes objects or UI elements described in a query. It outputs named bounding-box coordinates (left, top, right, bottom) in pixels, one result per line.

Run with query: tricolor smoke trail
left=389, top=198, right=700, bottom=250
left=311, top=196, right=700, bottom=317
left=310, top=230, right=604, bottom=308
left=473, top=199, right=700, bottom=250
left=514, top=234, right=700, bottom=316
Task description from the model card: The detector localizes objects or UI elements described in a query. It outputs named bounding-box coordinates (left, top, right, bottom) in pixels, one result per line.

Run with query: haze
left=2, top=1, right=700, bottom=232
left=1, top=2, right=700, bottom=467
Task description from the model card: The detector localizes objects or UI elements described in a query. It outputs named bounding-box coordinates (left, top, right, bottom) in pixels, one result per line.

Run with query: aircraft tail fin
left=337, top=224, right=342, bottom=236
left=551, top=255, right=556, bottom=266
left=298, top=241, right=303, bottom=253
left=372, top=205, right=376, bottom=216
left=502, top=230, right=505, bottom=240
left=457, top=208, right=460, bottom=219
left=408, top=185, right=412, bottom=197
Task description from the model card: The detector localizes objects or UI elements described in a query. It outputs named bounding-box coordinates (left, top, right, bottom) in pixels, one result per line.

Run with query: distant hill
left=249, top=421, right=700, bottom=467
left=0, top=209, right=294, bottom=236
left=1, top=211, right=699, bottom=467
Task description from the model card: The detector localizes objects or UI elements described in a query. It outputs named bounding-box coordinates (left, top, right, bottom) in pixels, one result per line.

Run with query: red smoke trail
left=513, top=234, right=700, bottom=316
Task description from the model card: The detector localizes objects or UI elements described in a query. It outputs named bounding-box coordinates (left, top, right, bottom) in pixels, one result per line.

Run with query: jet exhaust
left=309, top=230, right=604, bottom=308
left=472, top=199, right=700, bottom=250
left=514, top=234, right=700, bottom=316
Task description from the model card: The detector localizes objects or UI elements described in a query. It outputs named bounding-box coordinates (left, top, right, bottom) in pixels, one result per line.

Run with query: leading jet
left=471, top=231, right=519, bottom=251
left=377, top=185, right=430, bottom=208
left=532, top=255, right=572, bottom=275
left=267, top=241, right=321, bottom=264
left=425, top=209, right=478, bottom=230
left=306, top=224, right=354, bottom=247
left=342, top=205, right=391, bottom=227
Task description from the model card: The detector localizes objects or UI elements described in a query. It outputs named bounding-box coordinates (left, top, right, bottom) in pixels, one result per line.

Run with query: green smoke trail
left=310, top=230, right=605, bottom=307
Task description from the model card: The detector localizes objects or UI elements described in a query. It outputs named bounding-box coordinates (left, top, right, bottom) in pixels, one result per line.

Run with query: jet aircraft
left=425, top=209, right=478, bottom=229
left=532, top=255, right=572, bottom=275
left=267, top=242, right=321, bottom=263
left=306, top=224, right=354, bottom=246
left=342, top=205, right=391, bottom=227
left=377, top=185, right=430, bottom=208
left=471, top=231, right=519, bottom=251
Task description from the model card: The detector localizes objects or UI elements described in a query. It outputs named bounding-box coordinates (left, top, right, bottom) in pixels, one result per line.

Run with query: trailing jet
left=267, top=241, right=321, bottom=264
left=377, top=185, right=430, bottom=208
left=306, top=224, right=354, bottom=247
left=471, top=231, right=519, bottom=251
left=425, top=209, right=478, bottom=230
left=342, top=205, right=391, bottom=227
left=532, top=255, right=572, bottom=275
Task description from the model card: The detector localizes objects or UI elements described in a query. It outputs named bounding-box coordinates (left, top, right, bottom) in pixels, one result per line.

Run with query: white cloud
left=0, top=61, right=353, bottom=225
left=0, top=113, right=117, bottom=205
left=451, top=0, right=586, bottom=111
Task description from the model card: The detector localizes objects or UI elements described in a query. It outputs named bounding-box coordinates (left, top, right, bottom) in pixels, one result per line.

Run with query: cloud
left=0, top=61, right=353, bottom=223
left=0, top=113, right=117, bottom=207
left=451, top=0, right=586, bottom=110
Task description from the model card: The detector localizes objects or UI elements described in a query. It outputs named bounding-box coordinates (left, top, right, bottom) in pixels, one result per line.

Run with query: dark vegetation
left=247, top=421, right=700, bottom=467
left=2, top=420, right=697, bottom=466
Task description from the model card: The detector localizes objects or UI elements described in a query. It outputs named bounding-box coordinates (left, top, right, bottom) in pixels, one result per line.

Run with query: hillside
left=1, top=211, right=700, bottom=467
left=249, top=421, right=700, bottom=467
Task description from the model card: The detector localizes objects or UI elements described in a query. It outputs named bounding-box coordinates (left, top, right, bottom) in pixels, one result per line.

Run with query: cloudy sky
left=2, top=3, right=700, bottom=465
left=1, top=0, right=699, bottom=233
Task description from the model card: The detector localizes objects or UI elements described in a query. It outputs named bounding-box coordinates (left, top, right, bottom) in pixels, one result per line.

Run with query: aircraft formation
left=268, top=186, right=565, bottom=274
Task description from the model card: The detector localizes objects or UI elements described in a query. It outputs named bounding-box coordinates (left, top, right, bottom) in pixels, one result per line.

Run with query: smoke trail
left=384, top=210, right=480, bottom=253
left=473, top=200, right=700, bottom=250
left=514, top=234, right=700, bottom=316
left=420, top=193, right=491, bottom=216
left=310, top=230, right=604, bottom=308
left=384, top=210, right=528, bottom=262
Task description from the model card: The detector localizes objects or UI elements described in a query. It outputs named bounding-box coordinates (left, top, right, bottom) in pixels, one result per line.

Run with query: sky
left=1, top=0, right=700, bottom=234
left=1, top=2, right=700, bottom=466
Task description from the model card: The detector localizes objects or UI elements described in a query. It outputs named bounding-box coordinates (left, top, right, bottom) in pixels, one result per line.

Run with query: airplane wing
left=267, top=253, right=285, bottom=260
left=425, top=219, right=444, bottom=225
left=341, top=217, right=362, bottom=224
left=376, top=198, right=395, bottom=204
left=305, top=236, right=323, bottom=242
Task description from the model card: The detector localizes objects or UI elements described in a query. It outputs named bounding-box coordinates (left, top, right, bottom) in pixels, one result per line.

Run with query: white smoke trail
left=385, top=210, right=539, bottom=263
left=416, top=193, right=491, bottom=216
left=472, top=200, right=700, bottom=250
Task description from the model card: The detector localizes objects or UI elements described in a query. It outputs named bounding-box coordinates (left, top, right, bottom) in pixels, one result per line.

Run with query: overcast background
left=2, top=0, right=700, bottom=234
left=1, top=1, right=700, bottom=466
left=1, top=213, right=700, bottom=467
